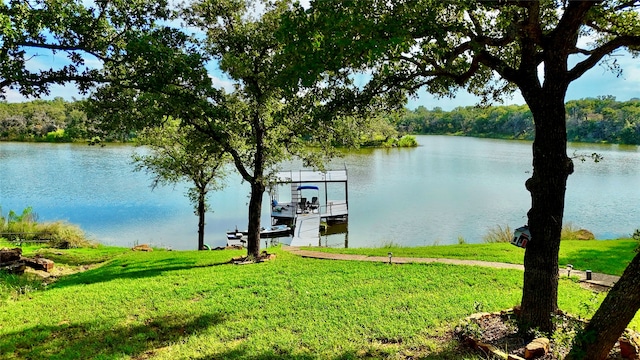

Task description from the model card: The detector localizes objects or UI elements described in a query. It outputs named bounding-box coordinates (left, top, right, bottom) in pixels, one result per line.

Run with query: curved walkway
left=282, top=246, right=620, bottom=289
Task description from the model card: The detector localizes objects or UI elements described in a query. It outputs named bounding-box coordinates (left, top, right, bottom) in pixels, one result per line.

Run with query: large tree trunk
left=520, top=93, right=573, bottom=333
left=246, top=181, right=265, bottom=258
left=566, top=251, right=640, bottom=360
left=197, top=192, right=206, bottom=250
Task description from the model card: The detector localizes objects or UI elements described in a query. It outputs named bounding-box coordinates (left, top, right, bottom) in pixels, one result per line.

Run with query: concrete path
left=282, top=246, right=620, bottom=289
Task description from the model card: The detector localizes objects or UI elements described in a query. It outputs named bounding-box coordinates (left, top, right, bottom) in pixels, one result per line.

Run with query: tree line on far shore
left=5, top=96, right=637, bottom=146
left=399, top=95, right=640, bottom=145
left=0, top=98, right=417, bottom=147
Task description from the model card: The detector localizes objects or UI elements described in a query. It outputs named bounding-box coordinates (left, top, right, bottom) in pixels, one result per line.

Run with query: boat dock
left=290, top=213, right=321, bottom=246
left=269, top=168, right=349, bottom=246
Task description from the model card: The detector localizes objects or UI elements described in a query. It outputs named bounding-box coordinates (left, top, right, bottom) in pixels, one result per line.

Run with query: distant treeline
left=3, top=96, right=640, bottom=145
left=0, top=98, right=88, bottom=142
left=0, top=97, right=132, bottom=142
left=0, top=98, right=415, bottom=147
left=399, top=96, right=640, bottom=145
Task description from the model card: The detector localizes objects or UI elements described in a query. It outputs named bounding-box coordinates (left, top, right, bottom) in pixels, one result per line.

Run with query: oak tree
left=289, top=0, right=640, bottom=336
left=132, top=120, right=228, bottom=251
left=0, top=0, right=172, bottom=98
left=87, top=0, right=371, bottom=258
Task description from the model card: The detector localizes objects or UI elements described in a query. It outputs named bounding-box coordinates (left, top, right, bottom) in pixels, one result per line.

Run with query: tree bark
left=519, top=91, right=573, bottom=333
left=246, top=181, right=265, bottom=258
left=197, top=191, right=206, bottom=250
left=566, top=251, right=640, bottom=360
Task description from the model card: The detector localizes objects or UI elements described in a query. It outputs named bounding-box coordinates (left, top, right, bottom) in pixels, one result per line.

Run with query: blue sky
left=6, top=29, right=639, bottom=111
left=405, top=50, right=640, bottom=110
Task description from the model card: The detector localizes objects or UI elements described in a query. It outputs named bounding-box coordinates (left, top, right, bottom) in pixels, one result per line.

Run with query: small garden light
left=388, top=252, right=392, bottom=264
left=566, top=264, right=573, bottom=277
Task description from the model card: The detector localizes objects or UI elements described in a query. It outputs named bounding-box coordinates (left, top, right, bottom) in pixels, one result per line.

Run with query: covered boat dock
left=269, top=168, right=348, bottom=246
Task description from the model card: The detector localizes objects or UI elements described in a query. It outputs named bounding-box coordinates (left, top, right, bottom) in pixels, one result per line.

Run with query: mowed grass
left=0, top=246, right=632, bottom=360
left=309, top=239, right=638, bottom=276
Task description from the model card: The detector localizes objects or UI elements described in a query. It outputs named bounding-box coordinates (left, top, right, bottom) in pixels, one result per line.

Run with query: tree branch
left=16, top=41, right=110, bottom=62
left=568, top=35, right=640, bottom=81
left=614, top=0, right=640, bottom=11
left=551, top=0, right=599, bottom=50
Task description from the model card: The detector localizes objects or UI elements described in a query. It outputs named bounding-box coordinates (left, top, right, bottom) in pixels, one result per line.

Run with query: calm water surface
left=1, top=136, right=638, bottom=249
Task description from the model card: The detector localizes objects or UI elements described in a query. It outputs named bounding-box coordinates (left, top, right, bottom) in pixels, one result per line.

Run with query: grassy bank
left=0, top=244, right=635, bottom=359
left=308, top=239, right=638, bottom=276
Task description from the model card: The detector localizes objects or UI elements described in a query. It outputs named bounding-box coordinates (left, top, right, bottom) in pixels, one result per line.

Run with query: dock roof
left=275, top=169, right=347, bottom=183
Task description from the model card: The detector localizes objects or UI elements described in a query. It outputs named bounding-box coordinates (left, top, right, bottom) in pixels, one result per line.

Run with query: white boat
left=226, top=225, right=292, bottom=247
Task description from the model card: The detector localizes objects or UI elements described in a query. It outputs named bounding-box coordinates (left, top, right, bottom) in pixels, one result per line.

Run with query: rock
left=620, top=337, right=639, bottom=359
left=23, top=257, right=54, bottom=272
left=0, top=248, right=22, bottom=263
left=55, top=240, right=70, bottom=249
left=525, top=338, right=550, bottom=359
left=467, top=312, right=492, bottom=321
left=513, top=305, right=522, bottom=316
left=131, top=244, right=153, bottom=252
left=1, top=261, right=26, bottom=275
left=575, top=229, right=595, bottom=240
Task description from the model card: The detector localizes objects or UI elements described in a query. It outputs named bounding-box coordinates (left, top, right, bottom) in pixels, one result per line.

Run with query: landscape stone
left=620, top=337, right=639, bottom=359
left=131, top=244, right=153, bottom=252
left=0, top=247, right=22, bottom=263
left=524, top=338, right=550, bottom=359
left=23, top=257, right=54, bottom=272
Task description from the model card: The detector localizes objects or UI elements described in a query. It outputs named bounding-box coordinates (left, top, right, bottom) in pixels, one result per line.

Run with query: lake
left=1, top=135, right=639, bottom=250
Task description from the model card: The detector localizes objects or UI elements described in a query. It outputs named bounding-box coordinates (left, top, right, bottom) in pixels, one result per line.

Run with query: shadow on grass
left=1, top=313, right=224, bottom=359
left=560, top=241, right=636, bottom=275
left=190, top=341, right=480, bottom=359
left=189, top=348, right=479, bottom=360
left=49, top=256, right=235, bottom=289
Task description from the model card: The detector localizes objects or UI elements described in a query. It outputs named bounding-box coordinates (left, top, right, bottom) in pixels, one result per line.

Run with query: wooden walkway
left=290, top=213, right=320, bottom=247
left=320, top=201, right=348, bottom=218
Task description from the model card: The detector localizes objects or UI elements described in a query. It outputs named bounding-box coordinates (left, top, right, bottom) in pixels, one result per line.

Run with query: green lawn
left=1, top=245, right=635, bottom=360
left=307, top=239, right=638, bottom=276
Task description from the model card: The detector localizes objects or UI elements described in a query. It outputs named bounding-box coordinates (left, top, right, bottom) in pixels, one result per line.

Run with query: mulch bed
left=456, top=309, right=630, bottom=359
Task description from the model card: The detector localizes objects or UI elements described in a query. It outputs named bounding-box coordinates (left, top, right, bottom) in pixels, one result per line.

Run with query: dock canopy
left=275, top=169, right=348, bottom=184
left=297, top=185, right=319, bottom=191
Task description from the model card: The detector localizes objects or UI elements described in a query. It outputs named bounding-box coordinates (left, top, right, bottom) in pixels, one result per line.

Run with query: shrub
left=561, top=222, right=594, bottom=240
left=2, top=207, right=38, bottom=239
left=483, top=224, right=513, bottom=243
left=1, top=206, right=94, bottom=248
left=35, top=221, right=96, bottom=248
left=44, top=129, right=69, bottom=142
left=396, top=135, right=418, bottom=147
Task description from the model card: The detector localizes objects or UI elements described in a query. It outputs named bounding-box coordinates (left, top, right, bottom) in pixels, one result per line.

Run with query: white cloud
left=210, top=75, right=236, bottom=93
left=3, top=89, right=28, bottom=103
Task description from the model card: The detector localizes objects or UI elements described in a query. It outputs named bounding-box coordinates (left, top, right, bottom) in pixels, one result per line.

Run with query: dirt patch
left=231, top=251, right=276, bottom=265
left=24, top=263, right=97, bottom=285
left=456, top=310, right=631, bottom=359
